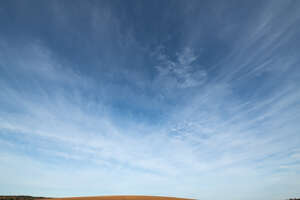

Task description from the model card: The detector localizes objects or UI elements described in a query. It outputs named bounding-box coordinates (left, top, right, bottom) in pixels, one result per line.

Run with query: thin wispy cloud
left=0, top=1, right=300, bottom=200
left=154, top=47, right=207, bottom=89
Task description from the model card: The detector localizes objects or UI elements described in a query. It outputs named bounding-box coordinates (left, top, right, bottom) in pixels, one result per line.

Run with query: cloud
left=154, top=46, right=207, bottom=89
left=0, top=1, right=300, bottom=200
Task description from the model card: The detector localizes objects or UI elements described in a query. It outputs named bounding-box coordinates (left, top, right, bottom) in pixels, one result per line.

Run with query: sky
left=0, top=1, right=300, bottom=200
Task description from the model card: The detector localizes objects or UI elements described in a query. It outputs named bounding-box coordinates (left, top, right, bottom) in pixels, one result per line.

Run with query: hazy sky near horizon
left=0, top=1, right=300, bottom=200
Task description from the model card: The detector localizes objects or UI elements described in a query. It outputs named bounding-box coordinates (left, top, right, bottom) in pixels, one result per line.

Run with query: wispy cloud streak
left=0, top=1, right=300, bottom=200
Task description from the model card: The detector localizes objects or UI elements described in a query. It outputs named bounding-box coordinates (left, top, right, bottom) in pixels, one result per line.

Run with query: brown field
left=43, top=196, right=194, bottom=200
left=0, top=196, right=194, bottom=200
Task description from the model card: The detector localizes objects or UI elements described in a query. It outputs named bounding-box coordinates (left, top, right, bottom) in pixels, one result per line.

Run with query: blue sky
left=0, top=1, right=300, bottom=200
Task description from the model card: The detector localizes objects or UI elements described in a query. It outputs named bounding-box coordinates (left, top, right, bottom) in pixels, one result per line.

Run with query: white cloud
left=1, top=1, right=300, bottom=199
left=154, top=47, right=207, bottom=89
